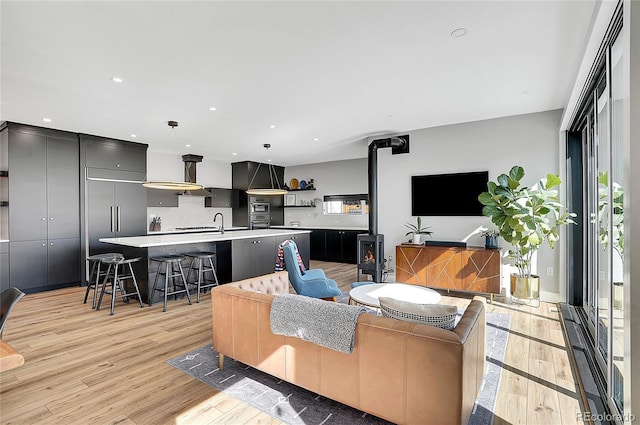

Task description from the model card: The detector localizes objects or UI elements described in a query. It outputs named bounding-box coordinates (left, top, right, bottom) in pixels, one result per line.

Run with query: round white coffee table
left=349, top=283, right=441, bottom=308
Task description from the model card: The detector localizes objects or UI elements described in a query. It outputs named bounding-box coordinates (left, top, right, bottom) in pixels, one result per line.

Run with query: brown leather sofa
left=211, top=271, right=486, bottom=425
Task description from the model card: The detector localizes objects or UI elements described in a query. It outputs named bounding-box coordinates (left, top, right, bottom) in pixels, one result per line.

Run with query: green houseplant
left=478, top=166, right=575, bottom=300
left=404, top=216, right=433, bottom=244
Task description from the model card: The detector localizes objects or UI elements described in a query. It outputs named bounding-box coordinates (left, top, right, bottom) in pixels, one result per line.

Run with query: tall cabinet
left=3, top=123, right=81, bottom=292
left=80, top=135, right=148, bottom=256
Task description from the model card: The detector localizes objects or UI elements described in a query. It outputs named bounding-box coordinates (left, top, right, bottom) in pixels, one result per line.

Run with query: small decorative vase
left=485, top=235, right=499, bottom=249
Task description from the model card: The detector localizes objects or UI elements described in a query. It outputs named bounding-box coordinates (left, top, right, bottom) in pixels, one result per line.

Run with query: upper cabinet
left=81, top=134, right=146, bottom=173
left=147, top=188, right=179, bottom=207
left=232, top=161, right=285, bottom=190
left=205, top=188, right=233, bottom=208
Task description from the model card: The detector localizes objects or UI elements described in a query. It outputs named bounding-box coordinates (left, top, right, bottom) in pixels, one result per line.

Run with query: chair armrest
left=303, top=269, right=326, bottom=279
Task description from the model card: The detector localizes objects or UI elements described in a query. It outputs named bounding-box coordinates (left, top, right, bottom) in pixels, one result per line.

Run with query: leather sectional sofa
left=211, top=271, right=486, bottom=425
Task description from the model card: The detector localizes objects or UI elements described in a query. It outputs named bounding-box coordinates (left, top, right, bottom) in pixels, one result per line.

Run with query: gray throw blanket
left=270, top=294, right=368, bottom=354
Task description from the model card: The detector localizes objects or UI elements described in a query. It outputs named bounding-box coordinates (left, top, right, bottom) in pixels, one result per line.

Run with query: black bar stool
left=150, top=255, right=192, bottom=312
left=184, top=251, right=219, bottom=302
left=96, top=257, right=144, bottom=316
left=84, top=253, right=123, bottom=309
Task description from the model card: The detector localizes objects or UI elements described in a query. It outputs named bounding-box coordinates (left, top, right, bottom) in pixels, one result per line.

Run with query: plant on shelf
left=404, top=216, right=433, bottom=244
left=480, top=228, right=500, bottom=249
left=478, top=165, right=576, bottom=302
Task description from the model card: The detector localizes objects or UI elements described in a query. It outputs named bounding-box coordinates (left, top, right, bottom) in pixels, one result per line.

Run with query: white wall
left=146, top=150, right=232, bottom=231
left=284, top=158, right=368, bottom=229
left=377, top=110, right=564, bottom=299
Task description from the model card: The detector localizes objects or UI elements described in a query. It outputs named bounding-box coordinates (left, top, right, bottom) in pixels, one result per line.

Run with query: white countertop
left=147, top=226, right=248, bottom=235
left=100, top=228, right=311, bottom=248
left=271, top=225, right=368, bottom=231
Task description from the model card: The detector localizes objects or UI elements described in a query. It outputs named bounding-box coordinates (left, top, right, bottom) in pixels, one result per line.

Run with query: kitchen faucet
left=213, top=213, right=224, bottom=234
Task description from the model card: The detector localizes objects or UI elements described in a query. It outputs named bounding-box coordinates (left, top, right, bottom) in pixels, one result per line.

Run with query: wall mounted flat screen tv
left=411, top=171, right=489, bottom=216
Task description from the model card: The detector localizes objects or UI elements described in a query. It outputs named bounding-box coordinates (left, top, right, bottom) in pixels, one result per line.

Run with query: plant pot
left=484, top=235, right=500, bottom=249
left=510, top=274, right=540, bottom=300
left=413, top=233, right=426, bottom=244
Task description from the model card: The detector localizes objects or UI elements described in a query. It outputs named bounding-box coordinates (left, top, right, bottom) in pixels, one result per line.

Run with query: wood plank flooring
left=0, top=261, right=584, bottom=424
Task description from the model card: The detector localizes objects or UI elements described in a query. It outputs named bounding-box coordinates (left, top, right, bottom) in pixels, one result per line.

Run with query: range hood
left=181, top=154, right=213, bottom=196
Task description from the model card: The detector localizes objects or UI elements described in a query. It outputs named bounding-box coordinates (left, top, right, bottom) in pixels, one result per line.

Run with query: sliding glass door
left=574, top=23, right=624, bottom=417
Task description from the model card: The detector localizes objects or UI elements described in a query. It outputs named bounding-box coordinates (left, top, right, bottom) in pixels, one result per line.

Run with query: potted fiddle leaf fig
left=404, top=216, right=433, bottom=244
left=478, top=166, right=576, bottom=301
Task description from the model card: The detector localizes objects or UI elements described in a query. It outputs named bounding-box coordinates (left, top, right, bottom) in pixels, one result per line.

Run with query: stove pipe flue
left=368, top=136, right=409, bottom=234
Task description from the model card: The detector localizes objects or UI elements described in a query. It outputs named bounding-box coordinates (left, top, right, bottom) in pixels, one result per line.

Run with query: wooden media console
left=395, top=244, right=501, bottom=300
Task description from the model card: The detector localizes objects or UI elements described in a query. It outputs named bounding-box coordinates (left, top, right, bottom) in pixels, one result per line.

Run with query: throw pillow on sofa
left=378, top=297, right=458, bottom=330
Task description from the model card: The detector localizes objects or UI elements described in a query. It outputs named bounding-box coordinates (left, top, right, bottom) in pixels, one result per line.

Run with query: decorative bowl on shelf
left=299, top=180, right=307, bottom=189
left=290, top=178, right=299, bottom=189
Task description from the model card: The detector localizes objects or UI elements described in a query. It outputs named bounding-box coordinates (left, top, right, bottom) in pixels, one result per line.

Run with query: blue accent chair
left=282, top=241, right=342, bottom=299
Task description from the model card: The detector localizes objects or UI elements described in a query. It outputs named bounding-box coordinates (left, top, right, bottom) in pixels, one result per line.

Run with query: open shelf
left=287, top=188, right=315, bottom=192
left=284, top=205, right=317, bottom=208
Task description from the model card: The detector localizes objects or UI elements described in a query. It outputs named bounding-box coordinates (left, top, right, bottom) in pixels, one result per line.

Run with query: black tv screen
left=411, top=171, right=488, bottom=216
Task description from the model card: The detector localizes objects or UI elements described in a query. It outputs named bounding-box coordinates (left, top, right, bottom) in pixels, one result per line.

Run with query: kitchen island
left=99, top=229, right=310, bottom=304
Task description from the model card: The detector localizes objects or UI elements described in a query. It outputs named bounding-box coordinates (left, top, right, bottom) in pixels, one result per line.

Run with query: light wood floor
left=0, top=261, right=584, bottom=424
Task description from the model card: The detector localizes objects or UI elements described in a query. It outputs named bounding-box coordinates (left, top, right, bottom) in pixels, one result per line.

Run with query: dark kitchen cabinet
left=310, top=229, right=364, bottom=264
left=4, top=123, right=81, bottom=291
left=147, top=188, right=179, bottom=207
left=87, top=179, right=147, bottom=254
left=7, top=129, right=79, bottom=241
left=0, top=242, right=8, bottom=293
left=274, top=233, right=310, bottom=270
left=82, top=136, right=148, bottom=257
left=83, top=136, right=146, bottom=172
left=231, top=236, right=277, bottom=281
left=231, top=161, right=285, bottom=190
left=205, top=188, right=233, bottom=208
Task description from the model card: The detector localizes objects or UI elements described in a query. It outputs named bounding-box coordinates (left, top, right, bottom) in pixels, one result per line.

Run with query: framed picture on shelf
left=285, top=194, right=296, bottom=206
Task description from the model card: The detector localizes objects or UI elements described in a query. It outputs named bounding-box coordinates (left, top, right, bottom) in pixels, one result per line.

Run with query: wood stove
left=357, top=234, right=384, bottom=282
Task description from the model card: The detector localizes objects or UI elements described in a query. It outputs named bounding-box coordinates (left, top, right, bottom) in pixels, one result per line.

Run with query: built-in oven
left=250, top=212, right=270, bottom=229
left=251, top=202, right=269, bottom=213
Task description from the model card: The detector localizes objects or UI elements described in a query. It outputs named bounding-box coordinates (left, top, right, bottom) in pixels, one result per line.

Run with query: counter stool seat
left=184, top=251, right=219, bottom=303
left=84, top=253, right=124, bottom=309
left=150, top=255, right=192, bottom=312
left=96, top=257, right=143, bottom=316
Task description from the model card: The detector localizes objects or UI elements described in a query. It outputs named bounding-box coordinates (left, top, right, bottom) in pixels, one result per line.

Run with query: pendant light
left=142, top=121, right=205, bottom=191
left=246, top=144, right=288, bottom=196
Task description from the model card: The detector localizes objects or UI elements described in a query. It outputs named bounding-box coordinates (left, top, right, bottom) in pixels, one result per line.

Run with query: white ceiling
left=1, top=1, right=598, bottom=167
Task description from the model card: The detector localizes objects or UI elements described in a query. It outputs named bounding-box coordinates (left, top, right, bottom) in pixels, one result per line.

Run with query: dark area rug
left=167, top=310, right=509, bottom=425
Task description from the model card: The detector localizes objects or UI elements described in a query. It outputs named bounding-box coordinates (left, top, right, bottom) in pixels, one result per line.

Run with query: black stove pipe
left=368, top=137, right=407, bottom=234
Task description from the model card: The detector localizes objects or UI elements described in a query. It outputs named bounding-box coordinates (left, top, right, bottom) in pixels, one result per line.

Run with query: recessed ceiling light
left=185, top=144, right=191, bottom=147
left=42, top=118, right=52, bottom=122
left=111, top=77, right=124, bottom=83
left=451, top=28, right=468, bottom=38
left=208, top=107, right=217, bottom=111
left=269, top=124, right=276, bottom=129
left=131, top=134, right=137, bottom=138
left=313, top=138, right=319, bottom=142
left=232, top=152, right=237, bottom=156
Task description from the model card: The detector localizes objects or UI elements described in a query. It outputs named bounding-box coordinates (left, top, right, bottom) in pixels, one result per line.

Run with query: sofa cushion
left=378, top=297, right=458, bottom=330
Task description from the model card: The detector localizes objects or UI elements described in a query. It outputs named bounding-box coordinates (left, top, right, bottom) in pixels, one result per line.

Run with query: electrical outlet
left=547, top=266, right=554, bottom=276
